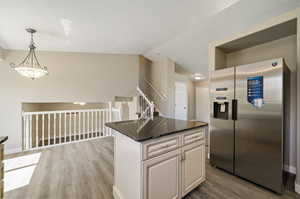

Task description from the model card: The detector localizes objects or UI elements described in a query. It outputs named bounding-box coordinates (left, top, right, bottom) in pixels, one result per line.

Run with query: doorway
left=174, top=81, right=188, bottom=120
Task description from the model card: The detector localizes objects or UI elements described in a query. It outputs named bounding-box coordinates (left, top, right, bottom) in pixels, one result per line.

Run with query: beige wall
left=150, top=58, right=175, bottom=117
left=147, top=59, right=196, bottom=120
left=139, top=56, right=152, bottom=97
left=194, top=80, right=209, bottom=123
left=0, top=50, right=139, bottom=153
left=226, top=35, right=297, bottom=68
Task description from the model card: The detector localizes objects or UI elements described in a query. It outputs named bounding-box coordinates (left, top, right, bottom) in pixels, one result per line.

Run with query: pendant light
left=10, top=28, right=48, bottom=80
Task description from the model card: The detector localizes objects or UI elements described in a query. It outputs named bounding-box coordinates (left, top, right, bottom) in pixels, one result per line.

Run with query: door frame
left=174, top=81, right=188, bottom=120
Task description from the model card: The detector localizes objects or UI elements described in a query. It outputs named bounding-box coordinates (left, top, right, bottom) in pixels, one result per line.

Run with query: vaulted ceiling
left=1, top=0, right=299, bottom=76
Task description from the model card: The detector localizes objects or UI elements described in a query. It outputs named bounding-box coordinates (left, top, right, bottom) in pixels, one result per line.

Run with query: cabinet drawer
left=182, top=129, right=204, bottom=146
left=143, top=136, right=180, bottom=160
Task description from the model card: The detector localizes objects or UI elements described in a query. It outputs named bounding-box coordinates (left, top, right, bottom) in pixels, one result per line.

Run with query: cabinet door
left=181, top=141, right=205, bottom=197
left=143, top=149, right=181, bottom=199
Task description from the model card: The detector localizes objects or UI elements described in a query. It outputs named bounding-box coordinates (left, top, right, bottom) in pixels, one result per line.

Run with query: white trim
left=5, top=147, right=22, bottom=155
left=137, top=87, right=152, bottom=105
left=113, top=186, right=123, bottom=199
left=284, top=164, right=296, bottom=174
left=22, top=108, right=120, bottom=115
left=295, top=183, right=300, bottom=195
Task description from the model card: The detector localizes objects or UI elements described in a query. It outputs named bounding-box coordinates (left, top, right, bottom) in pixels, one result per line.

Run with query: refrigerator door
left=210, top=67, right=235, bottom=173
left=235, top=59, right=283, bottom=193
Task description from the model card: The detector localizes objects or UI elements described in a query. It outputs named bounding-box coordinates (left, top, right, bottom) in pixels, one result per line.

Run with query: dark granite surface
left=0, top=136, right=8, bottom=144
left=105, top=116, right=207, bottom=142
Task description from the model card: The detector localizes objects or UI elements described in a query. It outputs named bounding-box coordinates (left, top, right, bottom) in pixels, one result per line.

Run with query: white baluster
left=59, top=113, right=62, bottom=144
left=74, top=112, right=76, bottom=140
left=74, top=112, right=78, bottom=140
left=42, top=114, right=45, bottom=147
left=87, top=111, right=90, bottom=138
left=83, top=112, right=86, bottom=139
left=36, top=114, right=39, bottom=148
left=64, top=112, right=67, bottom=143
left=54, top=114, right=56, bottom=145
left=79, top=112, right=81, bottom=140
left=100, top=111, right=103, bottom=136
left=105, top=110, right=107, bottom=135
left=48, top=114, right=50, bottom=146
left=22, top=115, right=25, bottom=150
left=23, top=115, right=27, bottom=150
left=95, top=111, right=98, bottom=137
left=29, top=115, right=32, bottom=149
left=109, top=102, right=112, bottom=136
left=99, top=111, right=102, bottom=137
left=69, top=112, right=72, bottom=142
left=91, top=111, right=94, bottom=137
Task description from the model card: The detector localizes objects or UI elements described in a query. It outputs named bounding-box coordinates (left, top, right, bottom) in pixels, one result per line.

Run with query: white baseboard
left=5, top=147, right=22, bottom=155
left=295, top=183, right=300, bottom=195
left=284, top=164, right=296, bottom=174
left=113, top=186, right=123, bottom=199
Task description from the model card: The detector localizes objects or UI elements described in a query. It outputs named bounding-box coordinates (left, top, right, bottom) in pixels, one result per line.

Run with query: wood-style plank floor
left=5, top=137, right=300, bottom=199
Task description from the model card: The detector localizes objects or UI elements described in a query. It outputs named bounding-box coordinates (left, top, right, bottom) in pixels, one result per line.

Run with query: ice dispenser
left=213, top=97, right=229, bottom=120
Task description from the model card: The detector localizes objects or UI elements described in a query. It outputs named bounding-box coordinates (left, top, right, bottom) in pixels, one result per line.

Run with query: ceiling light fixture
left=193, top=73, right=206, bottom=80
left=73, top=102, right=87, bottom=106
left=10, top=28, right=48, bottom=80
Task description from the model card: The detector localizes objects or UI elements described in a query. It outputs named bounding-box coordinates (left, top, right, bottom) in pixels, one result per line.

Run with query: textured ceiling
left=0, top=0, right=299, bottom=76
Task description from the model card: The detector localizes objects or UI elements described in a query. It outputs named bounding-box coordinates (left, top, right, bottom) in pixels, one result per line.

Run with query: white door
left=175, top=82, right=188, bottom=120
left=143, top=149, right=181, bottom=199
left=181, top=141, right=205, bottom=197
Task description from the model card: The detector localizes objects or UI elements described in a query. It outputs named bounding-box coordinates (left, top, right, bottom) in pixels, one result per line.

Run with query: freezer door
left=210, top=67, right=235, bottom=173
left=235, top=59, right=283, bottom=193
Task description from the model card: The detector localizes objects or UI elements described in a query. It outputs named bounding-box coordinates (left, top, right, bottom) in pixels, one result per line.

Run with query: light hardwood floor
left=5, top=137, right=300, bottom=199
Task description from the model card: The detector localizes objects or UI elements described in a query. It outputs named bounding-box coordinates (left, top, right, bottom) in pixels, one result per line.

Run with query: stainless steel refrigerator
left=210, top=58, right=290, bottom=194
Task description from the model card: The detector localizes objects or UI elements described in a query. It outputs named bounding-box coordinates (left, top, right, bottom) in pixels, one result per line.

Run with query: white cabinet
left=113, top=127, right=206, bottom=199
left=143, top=149, right=181, bottom=199
left=181, top=141, right=205, bottom=197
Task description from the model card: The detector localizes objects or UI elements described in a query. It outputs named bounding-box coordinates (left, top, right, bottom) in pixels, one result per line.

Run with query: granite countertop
left=105, top=116, right=208, bottom=142
left=0, top=136, right=8, bottom=144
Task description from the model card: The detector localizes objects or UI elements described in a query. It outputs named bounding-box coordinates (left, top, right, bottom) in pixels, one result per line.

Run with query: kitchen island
left=106, top=116, right=208, bottom=199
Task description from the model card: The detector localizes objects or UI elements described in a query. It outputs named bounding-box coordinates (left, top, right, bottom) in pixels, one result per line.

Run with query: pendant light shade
left=10, top=28, right=48, bottom=80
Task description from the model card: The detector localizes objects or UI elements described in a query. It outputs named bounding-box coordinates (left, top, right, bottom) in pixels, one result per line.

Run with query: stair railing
left=22, top=106, right=121, bottom=151
left=137, top=86, right=155, bottom=120
left=142, top=78, right=167, bottom=116
left=143, top=78, right=167, bottom=101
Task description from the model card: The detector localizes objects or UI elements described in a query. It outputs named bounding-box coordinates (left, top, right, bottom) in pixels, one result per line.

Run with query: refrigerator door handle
left=232, top=99, right=238, bottom=120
